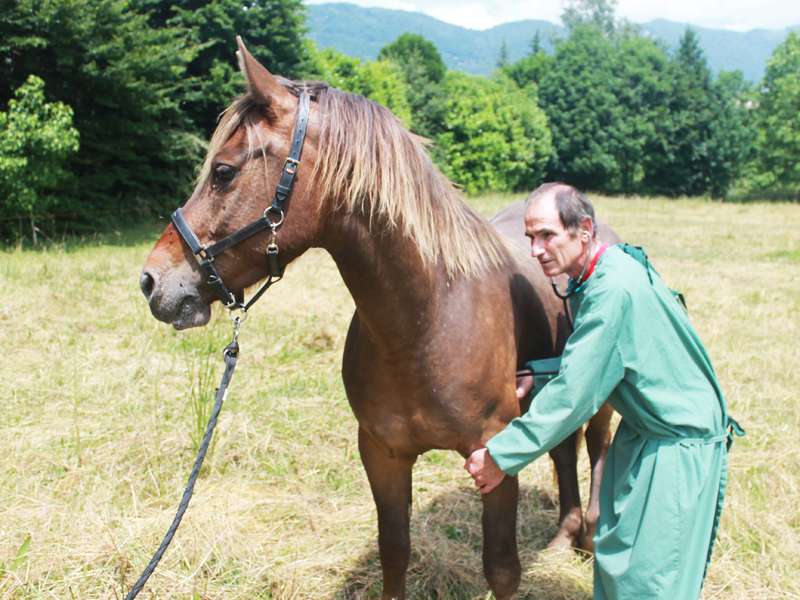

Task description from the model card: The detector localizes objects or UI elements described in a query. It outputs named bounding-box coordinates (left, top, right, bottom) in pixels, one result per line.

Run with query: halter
left=171, top=91, right=311, bottom=316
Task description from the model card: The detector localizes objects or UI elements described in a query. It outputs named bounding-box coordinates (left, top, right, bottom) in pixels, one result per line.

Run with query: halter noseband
left=171, top=92, right=310, bottom=314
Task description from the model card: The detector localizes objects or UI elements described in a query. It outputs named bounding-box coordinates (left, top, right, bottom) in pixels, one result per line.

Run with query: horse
left=140, top=38, right=617, bottom=599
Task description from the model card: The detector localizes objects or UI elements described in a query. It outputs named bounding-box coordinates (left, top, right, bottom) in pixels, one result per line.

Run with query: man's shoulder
left=594, top=245, right=650, bottom=288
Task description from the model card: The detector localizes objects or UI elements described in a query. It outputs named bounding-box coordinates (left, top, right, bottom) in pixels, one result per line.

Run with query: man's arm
left=465, top=294, right=626, bottom=490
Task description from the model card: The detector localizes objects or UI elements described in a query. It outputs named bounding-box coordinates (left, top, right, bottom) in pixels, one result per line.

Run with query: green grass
left=1, top=196, right=799, bottom=599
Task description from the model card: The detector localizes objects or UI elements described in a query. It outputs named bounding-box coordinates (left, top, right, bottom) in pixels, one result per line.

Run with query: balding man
left=466, top=183, right=742, bottom=600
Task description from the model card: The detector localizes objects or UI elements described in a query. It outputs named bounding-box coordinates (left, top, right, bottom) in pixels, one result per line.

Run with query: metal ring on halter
left=228, top=306, right=248, bottom=324
left=265, top=208, right=285, bottom=228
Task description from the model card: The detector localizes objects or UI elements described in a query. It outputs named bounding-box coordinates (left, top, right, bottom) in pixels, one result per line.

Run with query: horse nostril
left=140, top=271, right=155, bottom=300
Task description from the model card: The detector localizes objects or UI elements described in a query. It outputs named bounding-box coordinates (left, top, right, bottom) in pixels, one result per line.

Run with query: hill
left=306, top=3, right=797, bottom=82
left=306, top=3, right=563, bottom=74
left=640, top=19, right=792, bottom=82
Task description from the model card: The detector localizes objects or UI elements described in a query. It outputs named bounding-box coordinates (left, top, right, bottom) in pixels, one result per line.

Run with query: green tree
left=496, top=38, right=510, bottom=69
left=0, top=0, right=198, bottom=229
left=377, top=33, right=447, bottom=140
left=645, top=28, right=748, bottom=197
left=377, top=33, right=446, bottom=84
left=435, top=72, right=552, bottom=194
left=612, top=34, right=674, bottom=195
left=155, top=0, right=311, bottom=139
left=538, top=26, right=622, bottom=191
left=752, top=30, right=800, bottom=193
left=502, top=35, right=552, bottom=89
left=0, top=76, right=79, bottom=243
left=312, top=48, right=412, bottom=126
left=562, top=0, right=618, bottom=36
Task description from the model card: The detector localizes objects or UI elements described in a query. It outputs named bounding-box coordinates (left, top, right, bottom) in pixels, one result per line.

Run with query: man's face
left=525, top=196, right=588, bottom=279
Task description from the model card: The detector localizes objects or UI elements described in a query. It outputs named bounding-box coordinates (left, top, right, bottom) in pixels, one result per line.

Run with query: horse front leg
left=581, top=402, right=613, bottom=552
left=481, top=473, right=521, bottom=599
left=547, top=430, right=584, bottom=552
left=358, top=426, right=416, bottom=600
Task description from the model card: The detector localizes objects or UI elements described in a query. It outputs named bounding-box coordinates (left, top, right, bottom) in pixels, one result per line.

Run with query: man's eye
left=214, top=165, right=236, bottom=182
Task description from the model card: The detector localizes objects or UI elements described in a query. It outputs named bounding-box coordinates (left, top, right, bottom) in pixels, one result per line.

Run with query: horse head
left=140, top=38, right=324, bottom=329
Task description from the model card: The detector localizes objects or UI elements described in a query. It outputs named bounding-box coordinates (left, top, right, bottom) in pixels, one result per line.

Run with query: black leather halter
left=171, top=91, right=310, bottom=312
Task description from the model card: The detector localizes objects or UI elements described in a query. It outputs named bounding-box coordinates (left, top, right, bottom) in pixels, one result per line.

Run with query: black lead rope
left=124, top=340, right=239, bottom=600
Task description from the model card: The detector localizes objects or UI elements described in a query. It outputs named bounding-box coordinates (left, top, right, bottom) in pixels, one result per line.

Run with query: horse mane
left=196, top=79, right=515, bottom=279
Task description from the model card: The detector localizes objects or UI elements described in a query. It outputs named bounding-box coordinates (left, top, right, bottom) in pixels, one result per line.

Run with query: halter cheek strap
left=171, top=92, right=311, bottom=311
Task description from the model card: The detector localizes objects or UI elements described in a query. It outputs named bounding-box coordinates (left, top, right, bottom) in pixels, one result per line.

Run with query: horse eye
left=214, top=165, right=236, bottom=182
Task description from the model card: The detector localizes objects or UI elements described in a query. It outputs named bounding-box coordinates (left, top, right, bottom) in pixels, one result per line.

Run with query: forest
left=1, top=0, right=799, bottom=240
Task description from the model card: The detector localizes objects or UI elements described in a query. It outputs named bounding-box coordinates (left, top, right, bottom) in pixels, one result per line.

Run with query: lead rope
left=126, top=91, right=308, bottom=598
left=123, top=313, right=245, bottom=600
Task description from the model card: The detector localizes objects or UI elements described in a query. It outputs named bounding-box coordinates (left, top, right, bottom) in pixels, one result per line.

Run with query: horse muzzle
left=140, top=268, right=211, bottom=330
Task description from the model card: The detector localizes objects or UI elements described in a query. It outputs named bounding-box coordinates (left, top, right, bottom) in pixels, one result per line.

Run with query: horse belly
left=342, top=334, right=521, bottom=459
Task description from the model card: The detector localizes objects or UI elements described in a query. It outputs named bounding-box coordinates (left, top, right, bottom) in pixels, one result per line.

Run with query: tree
left=612, top=34, right=674, bottom=195
left=435, top=72, right=552, bottom=194
left=377, top=33, right=446, bottom=84
left=496, top=38, right=510, bottom=69
left=537, top=26, right=622, bottom=191
left=645, top=28, right=748, bottom=197
left=159, top=0, right=311, bottom=139
left=530, top=30, right=544, bottom=54
left=752, top=30, right=800, bottom=194
left=377, top=33, right=447, bottom=140
left=0, top=0, right=198, bottom=229
left=562, top=0, right=618, bottom=36
left=312, top=48, right=412, bottom=126
left=502, top=35, right=552, bottom=89
left=0, top=76, right=79, bottom=243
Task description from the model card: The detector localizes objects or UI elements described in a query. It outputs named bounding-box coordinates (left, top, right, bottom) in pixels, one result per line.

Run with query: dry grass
left=0, top=195, right=798, bottom=599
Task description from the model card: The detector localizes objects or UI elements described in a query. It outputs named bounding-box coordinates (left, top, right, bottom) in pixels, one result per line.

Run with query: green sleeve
left=486, top=298, right=626, bottom=476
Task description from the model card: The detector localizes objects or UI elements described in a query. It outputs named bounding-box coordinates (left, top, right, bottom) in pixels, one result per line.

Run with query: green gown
left=486, top=245, right=741, bottom=600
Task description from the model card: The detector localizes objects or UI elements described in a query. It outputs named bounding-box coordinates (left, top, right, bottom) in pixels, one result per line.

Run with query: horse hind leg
left=547, top=430, right=584, bottom=552
left=358, top=426, right=416, bottom=600
left=581, top=402, right=613, bottom=553
left=481, top=473, right=521, bottom=599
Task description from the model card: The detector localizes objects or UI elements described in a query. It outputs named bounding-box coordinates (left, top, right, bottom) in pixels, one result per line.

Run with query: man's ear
left=581, top=217, right=594, bottom=239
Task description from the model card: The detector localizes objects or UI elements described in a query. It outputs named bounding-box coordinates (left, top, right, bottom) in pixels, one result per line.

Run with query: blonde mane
left=196, top=81, right=515, bottom=279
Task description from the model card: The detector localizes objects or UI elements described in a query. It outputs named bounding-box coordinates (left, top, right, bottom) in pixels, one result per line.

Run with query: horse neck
left=320, top=210, right=446, bottom=343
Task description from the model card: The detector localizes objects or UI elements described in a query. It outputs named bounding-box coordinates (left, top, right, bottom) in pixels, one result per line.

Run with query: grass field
left=1, top=194, right=798, bottom=599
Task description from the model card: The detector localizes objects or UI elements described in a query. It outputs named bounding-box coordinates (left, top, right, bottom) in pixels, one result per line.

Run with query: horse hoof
left=544, top=535, right=575, bottom=554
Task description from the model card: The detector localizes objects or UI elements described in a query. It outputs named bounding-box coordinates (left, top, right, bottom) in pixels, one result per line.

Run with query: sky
left=304, top=0, right=800, bottom=32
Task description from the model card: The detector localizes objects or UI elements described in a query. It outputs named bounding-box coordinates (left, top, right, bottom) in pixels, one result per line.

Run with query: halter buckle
left=194, top=245, right=213, bottom=263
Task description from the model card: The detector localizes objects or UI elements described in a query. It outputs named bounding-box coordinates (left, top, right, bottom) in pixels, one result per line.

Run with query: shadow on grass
left=333, top=486, right=594, bottom=600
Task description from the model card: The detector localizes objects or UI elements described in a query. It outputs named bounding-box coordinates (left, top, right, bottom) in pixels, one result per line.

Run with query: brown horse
left=140, top=39, right=616, bottom=599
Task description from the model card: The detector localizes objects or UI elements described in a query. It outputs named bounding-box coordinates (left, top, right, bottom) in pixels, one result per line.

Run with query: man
left=465, top=183, right=741, bottom=600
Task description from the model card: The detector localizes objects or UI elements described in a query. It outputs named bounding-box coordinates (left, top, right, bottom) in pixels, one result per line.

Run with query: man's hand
left=516, top=371, right=534, bottom=399
left=464, top=448, right=506, bottom=494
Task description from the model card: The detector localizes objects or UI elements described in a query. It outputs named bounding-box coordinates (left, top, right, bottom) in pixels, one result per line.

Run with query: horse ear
left=236, top=36, right=293, bottom=114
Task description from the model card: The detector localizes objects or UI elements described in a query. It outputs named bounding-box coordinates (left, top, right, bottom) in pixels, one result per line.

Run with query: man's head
left=524, top=183, right=597, bottom=279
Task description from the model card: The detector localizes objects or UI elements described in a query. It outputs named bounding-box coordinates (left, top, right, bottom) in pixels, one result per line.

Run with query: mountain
left=306, top=3, right=563, bottom=74
left=306, top=3, right=798, bottom=82
left=639, top=19, right=792, bottom=82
